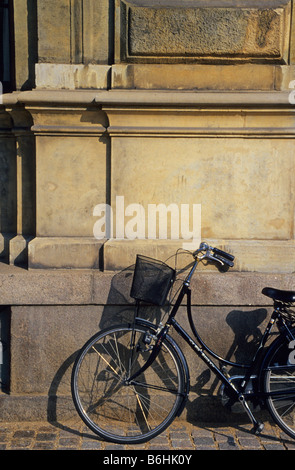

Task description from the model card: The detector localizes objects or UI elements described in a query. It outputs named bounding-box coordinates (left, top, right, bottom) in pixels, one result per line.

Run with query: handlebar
left=193, top=242, right=235, bottom=268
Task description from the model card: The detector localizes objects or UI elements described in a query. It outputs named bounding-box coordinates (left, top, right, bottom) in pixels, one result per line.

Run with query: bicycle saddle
left=262, top=287, right=295, bottom=303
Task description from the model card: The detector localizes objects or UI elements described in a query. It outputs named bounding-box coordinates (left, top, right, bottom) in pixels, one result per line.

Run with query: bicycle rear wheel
left=264, top=335, right=295, bottom=440
left=71, top=322, right=187, bottom=444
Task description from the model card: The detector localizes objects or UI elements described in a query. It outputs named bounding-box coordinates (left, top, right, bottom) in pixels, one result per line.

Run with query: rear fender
left=258, top=328, right=295, bottom=390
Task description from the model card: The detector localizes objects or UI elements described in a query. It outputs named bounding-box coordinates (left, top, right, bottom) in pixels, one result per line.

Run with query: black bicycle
left=71, top=242, right=295, bottom=444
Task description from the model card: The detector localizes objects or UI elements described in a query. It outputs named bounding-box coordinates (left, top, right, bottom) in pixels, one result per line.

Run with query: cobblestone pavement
left=0, top=418, right=294, bottom=451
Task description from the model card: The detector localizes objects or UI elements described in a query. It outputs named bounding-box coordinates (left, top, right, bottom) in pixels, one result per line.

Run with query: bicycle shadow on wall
left=187, top=307, right=271, bottom=425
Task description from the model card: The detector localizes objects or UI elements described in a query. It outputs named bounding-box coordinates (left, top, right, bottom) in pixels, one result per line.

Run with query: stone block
left=0, top=261, right=294, bottom=307
left=103, top=239, right=295, bottom=274
left=112, top=64, right=295, bottom=91
left=35, top=64, right=111, bottom=90
left=9, top=305, right=106, bottom=395
left=24, top=103, right=108, bottom=243
left=8, top=303, right=272, bottom=397
left=34, top=135, right=107, bottom=238
left=116, top=0, right=291, bottom=64
left=0, top=233, right=14, bottom=263
left=0, top=121, right=17, bottom=239
left=112, top=64, right=277, bottom=91
left=110, top=136, right=294, bottom=241
left=13, top=0, right=38, bottom=90
left=82, top=0, right=114, bottom=65
left=38, top=0, right=71, bottom=64
left=0, top=265, right=98, bottom=305
left=9, top=235, right=33, bottom=267
left=28, top=237, right=105, bottom=270
left=37, top=0, right=113, bottom=65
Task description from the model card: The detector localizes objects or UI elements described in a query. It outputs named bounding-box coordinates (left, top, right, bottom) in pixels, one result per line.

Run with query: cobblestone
left=0, top=418, right=293, bottom=451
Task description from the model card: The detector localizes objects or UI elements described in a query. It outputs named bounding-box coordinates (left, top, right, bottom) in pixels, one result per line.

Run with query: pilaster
left=19, top=91, right=109, bottom=269
left=0, top=107, right=16, bottom=263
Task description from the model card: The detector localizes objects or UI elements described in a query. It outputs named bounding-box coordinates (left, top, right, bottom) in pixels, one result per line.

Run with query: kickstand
left=239, top=395, right=264, bottom=435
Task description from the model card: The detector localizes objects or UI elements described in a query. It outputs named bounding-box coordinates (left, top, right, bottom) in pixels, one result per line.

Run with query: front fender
left=135, top=317, right=190, bottom=417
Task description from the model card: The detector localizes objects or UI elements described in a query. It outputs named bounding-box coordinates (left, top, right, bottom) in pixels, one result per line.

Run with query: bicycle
left=71, top=242, right=295, bottom=444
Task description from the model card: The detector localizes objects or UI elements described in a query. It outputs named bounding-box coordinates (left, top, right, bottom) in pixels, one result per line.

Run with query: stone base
left=28, top=237, right=106, bottom=270
left=9, top=235, right=34, bottom=267
left=112, top=64, right=295, bottom=91
left=0, top=234, right=14, bottom=264
left=0, top=392, right=270, bottom=424
left=103, top=238, right=295, bottom=273
left=0, top=394, right=75, bottom=423
left=35, top=64, right=111, bottom=90
left=0, top=266, right=292, bottom=422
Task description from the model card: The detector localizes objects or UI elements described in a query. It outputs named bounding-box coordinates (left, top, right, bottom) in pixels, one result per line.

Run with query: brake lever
left=194, top=243, right=234, bottom=269
left=199, top=251, right=234, bottom=271
left=206, top=253, right=225, bottom=266
left=211, top=252, right=234, bottom=267
left=195, top=249, right=224, bottom=266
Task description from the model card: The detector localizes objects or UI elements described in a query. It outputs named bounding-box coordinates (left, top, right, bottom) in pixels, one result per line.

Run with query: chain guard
left=219, top=375, right=261, bottom=414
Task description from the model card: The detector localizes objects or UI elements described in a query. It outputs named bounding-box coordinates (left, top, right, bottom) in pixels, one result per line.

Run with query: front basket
left=130, top=255, right=176, bottom=306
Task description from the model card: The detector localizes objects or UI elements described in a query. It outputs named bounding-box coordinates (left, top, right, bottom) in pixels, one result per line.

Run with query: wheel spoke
left=91, top=345, right=121, bottom=378
left=133, top=387, right=152, bottom=431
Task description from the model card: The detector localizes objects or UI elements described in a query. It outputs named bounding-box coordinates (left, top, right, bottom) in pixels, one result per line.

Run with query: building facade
left=0, top=0, right=294, bottom=422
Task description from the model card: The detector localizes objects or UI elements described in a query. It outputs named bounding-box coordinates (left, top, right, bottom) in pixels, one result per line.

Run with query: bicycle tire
left=71, top=321, right=187, bottom=444
left=263, top=333, right=295, bottom=440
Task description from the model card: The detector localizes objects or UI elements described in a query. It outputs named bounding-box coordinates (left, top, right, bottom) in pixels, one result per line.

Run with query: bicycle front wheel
left=264, top=335, right=295, bottom=440
left=71, top=322, right=187, bottom=444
